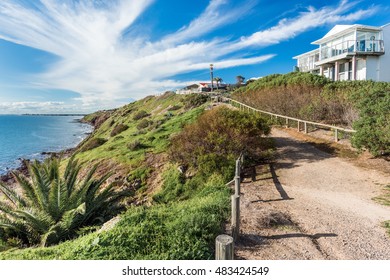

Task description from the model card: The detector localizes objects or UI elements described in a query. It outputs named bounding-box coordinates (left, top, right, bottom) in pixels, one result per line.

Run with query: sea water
left=0, top=115, right=93, bottom=174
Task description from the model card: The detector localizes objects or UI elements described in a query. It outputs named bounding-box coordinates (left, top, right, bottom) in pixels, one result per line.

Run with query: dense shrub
left=110, top=124, right=129, bottom=137
left=133, top=110, right=150, bottom=120
left=169, top=107, right=270, bottom=180
left=136, top=119, right=151, bottom=130
left=352, top=89, right=390, bottom=156
left=183, top=94, right=208, bottom=109
left=80, top=137, right=107, bottom=152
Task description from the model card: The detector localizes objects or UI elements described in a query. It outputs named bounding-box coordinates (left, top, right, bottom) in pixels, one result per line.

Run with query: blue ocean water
left=0, top=115, right=93, bottom=174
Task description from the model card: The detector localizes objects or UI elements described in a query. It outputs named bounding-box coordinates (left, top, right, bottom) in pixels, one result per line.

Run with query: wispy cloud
left=0, top=0, right=377, bottom=108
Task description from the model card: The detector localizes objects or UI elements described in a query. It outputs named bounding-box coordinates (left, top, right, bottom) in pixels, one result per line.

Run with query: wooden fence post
left=234, top=176, right=240, bottom=195
left=335, top=129, right=338, bottom=142
left=304, top=122, right=308, bottom=134
left=286, top=118, right=289, bottom=128
left=231, top=195, right=240, bottom=240
left=297, top=121, right=300, bottom=132
left=215, top=235, right=234, bottom=260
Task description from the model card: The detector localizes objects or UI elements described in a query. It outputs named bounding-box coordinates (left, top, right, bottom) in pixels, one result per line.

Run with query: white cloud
left=0, top=0, right=378, bottom=109
left=234, top=0, right=378, bottom=48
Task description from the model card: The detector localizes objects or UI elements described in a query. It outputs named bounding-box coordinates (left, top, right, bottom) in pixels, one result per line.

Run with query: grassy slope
left=0, top=93, right=231, bottom=259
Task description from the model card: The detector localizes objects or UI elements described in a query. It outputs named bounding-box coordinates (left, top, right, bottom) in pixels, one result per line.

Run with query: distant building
left=175, top=82, right=228, bottom=94
left=293, top=23, right=390, bottom=82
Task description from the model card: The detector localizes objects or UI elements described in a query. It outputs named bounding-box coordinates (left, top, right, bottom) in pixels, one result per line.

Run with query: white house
left=293, top=23, right=390, bottom=82
left=175, top=82, right=227, bottom=94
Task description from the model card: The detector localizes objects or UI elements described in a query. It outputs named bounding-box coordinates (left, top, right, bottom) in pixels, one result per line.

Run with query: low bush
left=183, top=94, right=208, bottom=109
left=137, top=119, right=151, bottom=130
left=169, top=107, right=270, bottom=180
left=110, top=124, right=129, bottom=137
left=133, top=110, right=150, bottom=120
left=80, top=137, right=107, bottom=152
left=168, top=105, right=182, bottom=111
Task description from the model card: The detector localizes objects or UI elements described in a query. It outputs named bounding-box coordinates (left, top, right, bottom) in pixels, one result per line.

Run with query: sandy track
left=236, top=128, right=390, bottom=260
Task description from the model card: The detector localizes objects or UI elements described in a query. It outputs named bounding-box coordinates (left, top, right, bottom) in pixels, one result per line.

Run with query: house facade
left=293, top=23, right=390, bottom=82
left=175, top=82, right=227, bottom=94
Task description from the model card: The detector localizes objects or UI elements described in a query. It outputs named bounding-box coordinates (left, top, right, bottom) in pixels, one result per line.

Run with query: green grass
left=0, top=176, right=230, bottom=260
left=74, top=94, right=204, bottom=171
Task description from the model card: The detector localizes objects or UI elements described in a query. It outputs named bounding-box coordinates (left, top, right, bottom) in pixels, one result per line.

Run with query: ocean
left=0, top=115, right=93, bottom=174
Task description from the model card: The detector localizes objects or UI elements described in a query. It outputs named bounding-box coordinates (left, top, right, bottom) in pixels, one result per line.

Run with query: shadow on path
left=270, top=163, right=291, bottom=200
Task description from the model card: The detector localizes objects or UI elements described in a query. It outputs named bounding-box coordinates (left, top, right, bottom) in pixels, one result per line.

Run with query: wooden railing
left=215, top=154, right=244, bottom=260
left=223, top=97, right=356, bottom=142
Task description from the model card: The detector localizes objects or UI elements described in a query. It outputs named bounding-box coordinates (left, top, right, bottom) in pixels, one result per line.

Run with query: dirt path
left=236, top=128, right=390, bottom=260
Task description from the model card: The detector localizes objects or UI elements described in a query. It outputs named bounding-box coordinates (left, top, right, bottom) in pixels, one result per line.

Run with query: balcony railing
left=320, top=40, right=384, bottom=60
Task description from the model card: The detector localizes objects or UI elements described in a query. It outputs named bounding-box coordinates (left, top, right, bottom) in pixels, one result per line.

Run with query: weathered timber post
left=235, top=159, right=241, bottom=177
left=335, top=129, right=339, bottom=142
left=304, top=122, right=308, bottom=134
left=215, top=235, right=234, bottom=260
left=231, top=194, right=240, bottom=240
left=297, top=121, right=300, bottom=132
left=286, top=118, right=289, bottom=128
left=234, top=176, right=240, bottom=195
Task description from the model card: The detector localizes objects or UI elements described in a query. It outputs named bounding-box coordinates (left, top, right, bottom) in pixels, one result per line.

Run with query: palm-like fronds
left=0, top=157, right=126, bottom=247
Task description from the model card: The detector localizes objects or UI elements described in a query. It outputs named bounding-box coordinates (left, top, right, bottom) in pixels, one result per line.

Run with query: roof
left=312, top=24, right=383, bottom=45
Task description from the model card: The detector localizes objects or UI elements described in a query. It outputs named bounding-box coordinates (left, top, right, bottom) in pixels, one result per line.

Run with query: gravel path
left=236, top=128, right=390, bottom=260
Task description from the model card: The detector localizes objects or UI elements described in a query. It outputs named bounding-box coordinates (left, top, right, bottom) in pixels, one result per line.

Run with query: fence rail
left=216, top=153, right=244, bottom=260
left=223, top=97, right=356, bottom=142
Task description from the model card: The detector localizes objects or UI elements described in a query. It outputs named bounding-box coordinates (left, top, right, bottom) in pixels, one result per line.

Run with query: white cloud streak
left=0, top=0, right=378, bottom=109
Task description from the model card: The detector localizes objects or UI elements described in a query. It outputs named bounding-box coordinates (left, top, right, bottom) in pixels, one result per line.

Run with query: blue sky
left=0, top=0, right=389, bottom=114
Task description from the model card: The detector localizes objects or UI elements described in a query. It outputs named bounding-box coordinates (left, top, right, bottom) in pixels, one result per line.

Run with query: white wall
left=365, top=57, right=378, bottom=80
left=378, top=24, right=390, bottom=82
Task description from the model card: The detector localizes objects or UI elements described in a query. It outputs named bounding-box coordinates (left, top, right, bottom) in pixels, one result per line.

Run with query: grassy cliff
left=0, top=93, right=232, bottom=259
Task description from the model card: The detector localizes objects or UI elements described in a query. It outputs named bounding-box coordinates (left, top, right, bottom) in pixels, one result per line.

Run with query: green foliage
left=0, top=158, right=127, bottom=247
left=110, top=124, right=129, bottom=137
left=127, top=140, right=144, bottom=151
left=351, top=90, right=390, bottom=156
left=168, top=105, right=182, bottom=111
left=133, top=110, right=150, bottom=120
left=0, top=179, right=230, bottom=260
left=80, top=137, right=107, bottom=152
left=169, top=107, right=270, bottom=180
left=183, top=94, right=209, bottom=109
left=137, top=119, right=151, bottom=130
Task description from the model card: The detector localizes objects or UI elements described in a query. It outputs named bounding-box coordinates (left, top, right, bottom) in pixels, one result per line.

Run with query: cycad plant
left=0, top=157, right=126, bottom=247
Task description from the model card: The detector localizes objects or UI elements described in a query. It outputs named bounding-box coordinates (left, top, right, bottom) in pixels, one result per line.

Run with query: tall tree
left=213, top=77, right=223, bottom=90
left=236, top=75, right=245, bottom=85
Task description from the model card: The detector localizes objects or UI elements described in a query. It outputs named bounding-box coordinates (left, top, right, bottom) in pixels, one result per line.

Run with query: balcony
left=320, top=40, right=384, bottom=62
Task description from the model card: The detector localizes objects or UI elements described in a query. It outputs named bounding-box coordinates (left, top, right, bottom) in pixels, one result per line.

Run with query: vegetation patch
left=169, top=106, right=271, bottom=181
left=232, top=72, right=390, bottom=157
left=137, top=119, right=152, bottom=130
left=80, top=137, right=107, bottom=152
left=183, top=94, right=209, bottom=109
left=110, top=124, right=129, bottom=137
left=0, top=177, right=229, bottom=260
left=257, top=210, right=294, bottom=228
left=133, top=110, right=150, bottom=120
left=0, top=158, right=127, bottom=248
